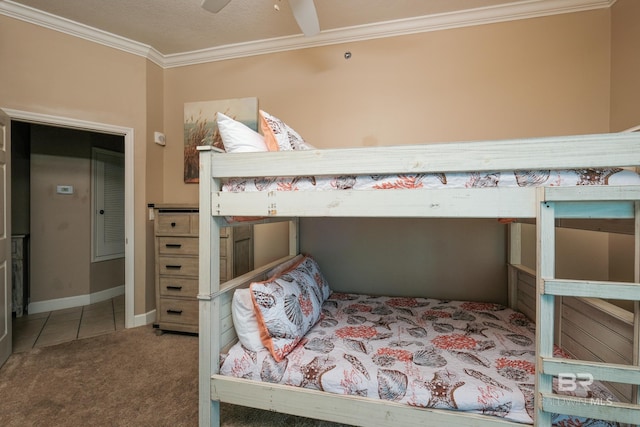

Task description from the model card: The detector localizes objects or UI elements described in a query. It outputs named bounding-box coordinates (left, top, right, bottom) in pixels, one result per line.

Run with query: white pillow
left=231, top=288, right=265, bottom=351
left=216, top=112, right=268, bottom=153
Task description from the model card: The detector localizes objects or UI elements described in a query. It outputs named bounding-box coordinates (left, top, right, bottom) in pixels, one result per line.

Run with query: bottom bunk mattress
left=220, top=293, right=619, bottom=426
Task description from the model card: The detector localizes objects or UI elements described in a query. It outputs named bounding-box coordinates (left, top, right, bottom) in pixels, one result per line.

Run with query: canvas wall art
left=183, top=97, right=258, bottom=183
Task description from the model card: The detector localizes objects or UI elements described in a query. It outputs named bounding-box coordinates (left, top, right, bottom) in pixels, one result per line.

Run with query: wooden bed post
left=535, top=188, right=554, bottom=427
left=634, top=200, right=640, bottom=405
left=289, top=218, right=299, bottom=256
left=198, top=146, right=222, bottom=427
left=507, top=222, right=521, bottom=310
left=623, top=126, right=640, bottom=409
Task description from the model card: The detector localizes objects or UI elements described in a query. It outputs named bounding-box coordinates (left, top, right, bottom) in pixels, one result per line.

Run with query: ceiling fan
left=201, top=0, right=320, bottom=37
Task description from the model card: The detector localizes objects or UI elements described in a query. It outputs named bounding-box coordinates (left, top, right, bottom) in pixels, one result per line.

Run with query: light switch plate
left=154, top=131, right=166, bottom=146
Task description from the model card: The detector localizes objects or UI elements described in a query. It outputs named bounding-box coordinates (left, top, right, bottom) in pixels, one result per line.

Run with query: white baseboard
left=28, top=286, right=156, bottom=330
left=134, top=309, right=156, bottom=328
left=28, top=285, right=125, bottom=314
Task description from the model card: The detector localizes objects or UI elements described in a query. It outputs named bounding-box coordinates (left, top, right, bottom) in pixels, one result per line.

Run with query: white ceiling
left=0, top=0, right=614, bottom=67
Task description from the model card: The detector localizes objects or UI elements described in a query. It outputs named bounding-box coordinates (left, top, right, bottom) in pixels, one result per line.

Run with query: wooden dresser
left=153, top=204, right=253, bottom=333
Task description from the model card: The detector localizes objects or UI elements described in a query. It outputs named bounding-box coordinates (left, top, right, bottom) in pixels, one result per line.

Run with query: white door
left=0, top=109, right=11, bottom=367
left=92, top=147, right=125, bottom=261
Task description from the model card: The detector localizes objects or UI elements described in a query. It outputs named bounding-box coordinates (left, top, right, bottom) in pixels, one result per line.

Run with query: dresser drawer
left=153, top=206, right=252, bottom=334
left=158, top=256, right=198, bottom=277
left=158, top=237, right=198, bottom=256
left=158, top=298, right=198, bottom=326
left=159, top=277, right=198, bottom=297
left=157, top=213, right=195, bottom=235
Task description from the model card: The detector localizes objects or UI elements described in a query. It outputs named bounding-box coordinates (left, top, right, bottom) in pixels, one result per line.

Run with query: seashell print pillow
left=259, top=110, right=315, bottom=151
left=265, top=254, right=304, bottom=279
left=231, top=255, right=304, bottom=352
left=250, top=255, right=330, bottom=361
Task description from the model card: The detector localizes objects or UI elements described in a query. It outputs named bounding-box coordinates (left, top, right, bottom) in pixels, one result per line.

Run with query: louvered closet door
left=93, top=147, right=124, bottom=261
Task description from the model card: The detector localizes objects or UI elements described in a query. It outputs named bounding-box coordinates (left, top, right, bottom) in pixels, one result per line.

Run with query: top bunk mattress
left=222, top=168, right=640, bottom=193
left=203, top=132, right=640, bottom=218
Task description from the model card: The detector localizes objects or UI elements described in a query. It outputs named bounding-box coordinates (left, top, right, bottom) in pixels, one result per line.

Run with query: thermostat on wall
left=57, top=185, right=74, bottom=195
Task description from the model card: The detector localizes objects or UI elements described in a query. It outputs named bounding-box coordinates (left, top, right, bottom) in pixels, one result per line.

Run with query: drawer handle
left=165, top=243, right=182, bottom=249
left=166, top=309, right=183, bottom=315
left=171, top=222, right=176, bottom=227
left=166, top=265, right=182, bottom=270
left=166, top=285, right=183, bottom=291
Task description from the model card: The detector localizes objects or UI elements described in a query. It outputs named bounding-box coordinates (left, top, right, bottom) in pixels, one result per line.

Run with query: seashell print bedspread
left=222, top=168, right=640, bottom=193
left=220, top=293, right=620, bottom=426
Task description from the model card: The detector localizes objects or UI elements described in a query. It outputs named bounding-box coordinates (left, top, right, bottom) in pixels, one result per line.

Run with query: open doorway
left=5, top=109, right=135, bottom=354
left=12, top=122, right=125, bottom=350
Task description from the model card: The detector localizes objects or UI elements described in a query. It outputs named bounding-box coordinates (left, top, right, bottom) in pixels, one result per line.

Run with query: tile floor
left=12, top=295, right=125, bottom=353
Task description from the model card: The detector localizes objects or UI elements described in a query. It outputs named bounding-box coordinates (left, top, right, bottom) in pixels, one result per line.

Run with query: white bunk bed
left=198, top=132, right=640, bottom=427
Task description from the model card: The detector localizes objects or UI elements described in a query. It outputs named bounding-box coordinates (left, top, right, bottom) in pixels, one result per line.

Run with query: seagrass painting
left=183, top=97, right=258, bottom=183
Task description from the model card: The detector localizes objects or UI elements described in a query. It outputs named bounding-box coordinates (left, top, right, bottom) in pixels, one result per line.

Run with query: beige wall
left=145, top=63, right=165, bottom=311
left=301, top=218, right=508, bottom=303
left=28, top=125, right=124, bottom=304
left=0, top=15, right=158, bottom=315
left=30, top=130, right=91, bottom=302
left=611, top=0, right=640, bottom=132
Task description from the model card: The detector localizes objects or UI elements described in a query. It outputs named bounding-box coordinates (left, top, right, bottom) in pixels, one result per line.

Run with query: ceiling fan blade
left=201, top=0, right=231, bottom=13
left=288, top=0, right=320, bottom=37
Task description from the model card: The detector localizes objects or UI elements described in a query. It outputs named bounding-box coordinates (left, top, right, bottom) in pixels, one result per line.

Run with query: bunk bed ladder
left=535, top=187, right=640, bottom=426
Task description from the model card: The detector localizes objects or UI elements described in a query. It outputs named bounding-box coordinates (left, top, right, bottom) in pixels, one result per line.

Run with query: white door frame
left=0, top=109, right=12, bottom=365
left=3, top=108, right=135, bottom=328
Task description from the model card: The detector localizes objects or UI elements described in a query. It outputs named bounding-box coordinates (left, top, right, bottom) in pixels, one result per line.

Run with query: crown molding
left=0, top=0, right=165, bottom=67
left=0, top=0, right=615, bottom=69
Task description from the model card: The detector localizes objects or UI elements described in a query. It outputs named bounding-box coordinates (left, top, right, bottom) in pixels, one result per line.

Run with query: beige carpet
left=0, top=325, right=347, bottom=427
